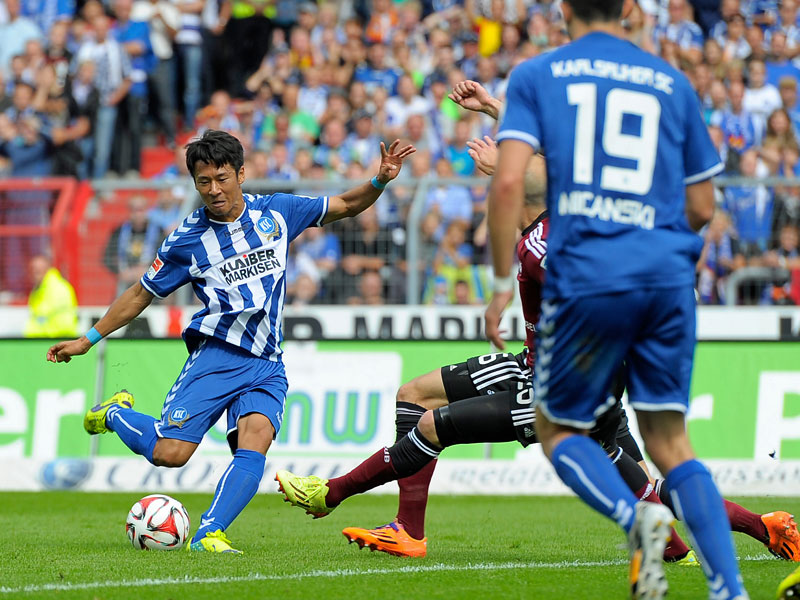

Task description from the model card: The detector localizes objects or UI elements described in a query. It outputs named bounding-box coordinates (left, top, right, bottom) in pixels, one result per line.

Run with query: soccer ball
left=125, top=494, right=190, bottom=550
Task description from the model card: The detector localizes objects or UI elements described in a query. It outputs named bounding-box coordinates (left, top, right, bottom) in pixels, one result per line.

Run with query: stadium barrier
left=1, top=334, right=799, bottom=495
left=2, top=175, right=797, bottom=307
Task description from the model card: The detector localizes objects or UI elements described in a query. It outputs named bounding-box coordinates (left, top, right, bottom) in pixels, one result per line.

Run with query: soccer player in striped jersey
left=46, top=129, right=415, bottom=553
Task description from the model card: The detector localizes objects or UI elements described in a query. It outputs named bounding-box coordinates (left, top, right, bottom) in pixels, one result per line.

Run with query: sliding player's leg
left=653, top=479, right=800, bottom=561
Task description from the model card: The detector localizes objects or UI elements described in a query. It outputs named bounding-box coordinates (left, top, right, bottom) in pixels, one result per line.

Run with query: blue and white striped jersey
left=140, top=192, right=328, bottom=360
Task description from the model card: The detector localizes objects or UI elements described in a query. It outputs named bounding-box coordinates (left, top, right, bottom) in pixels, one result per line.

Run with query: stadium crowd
left=1, top=0, right=800, bottom=306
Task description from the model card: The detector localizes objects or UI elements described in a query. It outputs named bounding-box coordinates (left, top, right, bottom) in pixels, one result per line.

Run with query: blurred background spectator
left=24, top=253, right=78, bottom=337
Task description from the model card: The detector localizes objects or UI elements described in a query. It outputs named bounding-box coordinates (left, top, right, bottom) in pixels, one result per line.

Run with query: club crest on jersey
left=255, top=215, right=282, bottom=241
left=167, top=407, right=190, bottom=428
left=146, top=256, right=163, bottom=279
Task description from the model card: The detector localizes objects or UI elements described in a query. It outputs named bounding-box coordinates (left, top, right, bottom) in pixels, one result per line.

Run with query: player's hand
left=484, top=289, right=513, bottom=350
left=47, top=337, right=92, bottom=364
left=467, top=136, right=498, bottom=176
left=449, top=80, right=496, bottom=115
left=375, top=139, right=416, bottom=185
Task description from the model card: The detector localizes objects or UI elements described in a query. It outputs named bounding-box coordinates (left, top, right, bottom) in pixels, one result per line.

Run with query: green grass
left=0, top=492, right=796, bottom=599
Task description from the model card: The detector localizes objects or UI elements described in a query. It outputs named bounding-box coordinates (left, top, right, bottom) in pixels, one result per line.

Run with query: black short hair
left=565, top=0, right=624, bottom=23
left=185, top=129, right=244, bottom=178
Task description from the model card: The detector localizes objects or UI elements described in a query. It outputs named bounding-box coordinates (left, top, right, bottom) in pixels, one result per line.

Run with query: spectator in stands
left=704, top=38, right=727, bottom=79
left=266, top=142, right=298, bottom=180
left=350, top=270, right=385, bottom=305
left=746, top=23, right=768, bottom=62
left=285, top=239, right=321, bottom=307
left=697, top=209, right=742, bottom=305
left=278, top=82, right=319, bottom=146
left=312, top=117, right=349, bottom=175
left=760, top=108, right=800, bottom=174
left=765, top=31, right=800, bottom=88
left=294, top=225, right=340, bottom=301
left=770, top=0, right=800, bottom=56
left=365, top=0, right=398, bottom=44
left=779, top=76, right=800, bottom=143
left=132, top=0, right=180, bottom=149
left=763, top=223, right=800, bottom=304
left=103, top=194, right=161, bottom=296
left=652, top=0, right=704, bottom=65
left=425, top=157, right=472, bottom=242
left=711, top=79, right=757, bottom=171
left=35, top=63, right=93, bottom=178
left=112, top=0, right=153, bottom=177
left=24, top=254, right=78, bottom=338
left=744, top=58, right=782, bottom=140
left=174, top=0, right=203, bottom=130
left=147, top=185, right=184, bottom=234
left=45, top=20, right=72, bottom=88
left=724, top=148, right=774, bottom=261
left=445, top=116, right=476, bottom=176
left=0, top=0, right=42, bottom=74
left=720, top=12, right=751, bottom=62
left=76, top=12, right=132, bottom=178
left=343, top=108, right=380, bottom=167
left=298, top=65, right=328, bottom=121
left=353, top=41, right=402, bottom=96
left=385, top=74, right=430, bottom=137
left=20, top=0, right=74, bottom=37
left=200, top=0, right=230, bottom=100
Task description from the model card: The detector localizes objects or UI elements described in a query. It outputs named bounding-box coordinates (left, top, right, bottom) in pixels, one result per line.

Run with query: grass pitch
left=0, top=492, right=796, bottom=599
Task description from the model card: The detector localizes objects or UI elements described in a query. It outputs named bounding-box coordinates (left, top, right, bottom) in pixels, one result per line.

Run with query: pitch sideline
left=0, top=555, right=775, bottom=594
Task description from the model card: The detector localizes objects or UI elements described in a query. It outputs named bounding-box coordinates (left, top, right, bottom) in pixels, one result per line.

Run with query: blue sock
left=192, top=449, right=265, bottom=543
left=551, top=435, right=639, bottom=532
left=105, top=406, right=158, bottom=464
left=666, top=460, right=746, bottom=598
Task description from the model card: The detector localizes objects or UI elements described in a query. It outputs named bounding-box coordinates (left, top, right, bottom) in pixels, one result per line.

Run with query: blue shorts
left=157, top=337, right=288, bottom=444
left=534, top=287, right=696, bottom=429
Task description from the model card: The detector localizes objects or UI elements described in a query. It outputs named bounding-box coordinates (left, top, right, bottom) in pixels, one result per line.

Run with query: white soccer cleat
left=628, top=502, right=674, bottom=600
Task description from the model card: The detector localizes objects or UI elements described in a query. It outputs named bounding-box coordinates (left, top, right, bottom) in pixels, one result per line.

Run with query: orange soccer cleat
left=342, top=522, right=427, bottom=558
left=762, top=511, right=800, bottom=561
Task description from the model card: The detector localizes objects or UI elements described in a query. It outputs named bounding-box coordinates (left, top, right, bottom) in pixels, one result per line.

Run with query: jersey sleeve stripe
left=316, top=196, right=329, bottom=227
left=496, top=130, right=541, bottom=151
left=139, top=276, right=166, bottom=299
left=684, top=162, right=723, bottom=185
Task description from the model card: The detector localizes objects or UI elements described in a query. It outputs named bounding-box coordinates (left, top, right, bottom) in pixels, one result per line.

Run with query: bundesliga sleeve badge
left=147, top=256, right=164, bottom=279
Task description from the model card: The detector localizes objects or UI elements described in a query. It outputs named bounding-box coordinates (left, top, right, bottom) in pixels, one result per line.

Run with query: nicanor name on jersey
left=219, top=249, right=282, bottom=285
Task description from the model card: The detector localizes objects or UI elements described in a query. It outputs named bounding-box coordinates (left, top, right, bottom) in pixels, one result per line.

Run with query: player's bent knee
left=237, top=413, right=275, bottom=454
left=396, top=381, right=423, bottom=406
left=417, top=410, right=439, bottom=446
left=151, top=438, right=197, bottom=467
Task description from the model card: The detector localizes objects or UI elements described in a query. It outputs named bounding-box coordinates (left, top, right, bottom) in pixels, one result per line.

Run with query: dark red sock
left=326, top=448, right=398, bottom=507
left=639, top=483, right=692, bottom=561
left=724, top=499, right=767, bottom=542
left=395, top=459, right=437, bottom=540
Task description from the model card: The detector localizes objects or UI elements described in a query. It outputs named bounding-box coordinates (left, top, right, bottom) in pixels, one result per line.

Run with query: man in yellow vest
left=24, top=255, right=78, bottom=338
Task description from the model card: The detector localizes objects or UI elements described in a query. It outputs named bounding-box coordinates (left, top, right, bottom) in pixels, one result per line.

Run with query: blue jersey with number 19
left=497, top=32, right=722, bottom=299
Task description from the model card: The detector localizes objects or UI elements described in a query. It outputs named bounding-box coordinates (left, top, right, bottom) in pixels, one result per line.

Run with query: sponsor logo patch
left=167, top=407, right=190, bottom=428
left=146, top=256, right=164, bottom=279
left=255, top=215, right=282, bottom=241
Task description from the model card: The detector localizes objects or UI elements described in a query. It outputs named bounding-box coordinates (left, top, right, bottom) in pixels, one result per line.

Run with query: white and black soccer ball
left=125, top=494, right=190, bottom=550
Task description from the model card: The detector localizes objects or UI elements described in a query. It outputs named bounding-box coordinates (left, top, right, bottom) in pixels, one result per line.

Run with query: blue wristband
left=85, top=327, right=103, bottom=345
left=370, top=176, right=387, bottom=190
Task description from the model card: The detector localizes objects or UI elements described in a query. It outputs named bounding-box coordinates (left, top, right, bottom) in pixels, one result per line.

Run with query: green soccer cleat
left=185, top=530, right=243, bottom=554
left=778, top=565, right=800, bottom=599
left=673, top=550, right=700, bottom=566
left=83, top=390, right=134, bottom=435
left=275, top=469, right=334, bottom=518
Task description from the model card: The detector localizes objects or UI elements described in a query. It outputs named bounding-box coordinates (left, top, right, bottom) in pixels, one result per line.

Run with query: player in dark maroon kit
left=275, top=81, right=800, bottom=565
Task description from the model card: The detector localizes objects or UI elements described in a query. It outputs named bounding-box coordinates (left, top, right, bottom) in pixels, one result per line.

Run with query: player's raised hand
left=484, top=288, right=514, bottom=350
left=46, top=337, right=92, bottom=364
left=376, top=140, right=416, bottom=184
left=467, top=136, right=498, bottom=176
left=449, top=80, right=498, bottom=117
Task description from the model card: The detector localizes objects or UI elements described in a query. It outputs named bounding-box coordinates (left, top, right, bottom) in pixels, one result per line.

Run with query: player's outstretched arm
left=46, top=282, right=154, bottom=363
left=488, top=139, right=534, bottom=281
left=448, top=80, right=503, bottom=120
left=323, top=140, right=415, bottom=224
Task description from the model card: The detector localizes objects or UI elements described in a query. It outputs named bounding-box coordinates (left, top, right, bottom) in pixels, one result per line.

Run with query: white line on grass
left=0, top=554, right=775, bottom=594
